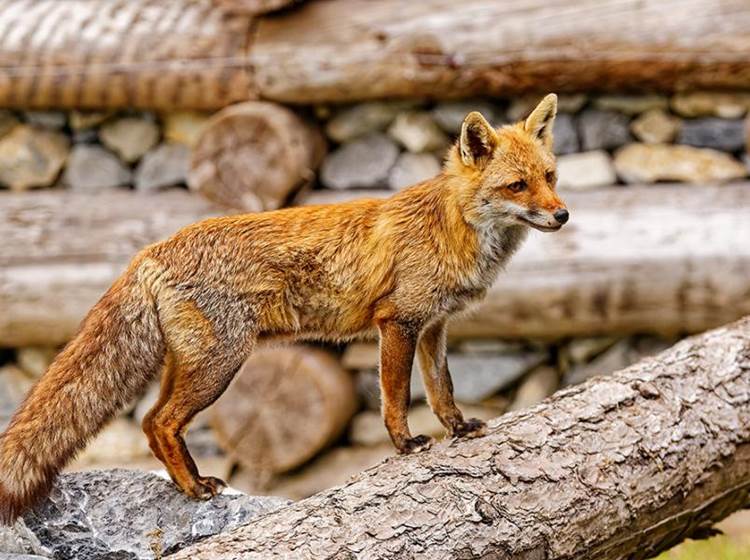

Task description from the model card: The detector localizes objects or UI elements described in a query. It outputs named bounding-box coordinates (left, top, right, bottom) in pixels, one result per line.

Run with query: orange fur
left=0, top=94, right=567, bottom=521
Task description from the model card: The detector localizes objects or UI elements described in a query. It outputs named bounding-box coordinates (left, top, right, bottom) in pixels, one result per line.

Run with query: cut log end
left=188, top=102, right=325, bottom=212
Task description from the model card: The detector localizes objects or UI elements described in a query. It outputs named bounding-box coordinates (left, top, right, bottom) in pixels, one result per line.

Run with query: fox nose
left=553, top=209, right=569, bottom=225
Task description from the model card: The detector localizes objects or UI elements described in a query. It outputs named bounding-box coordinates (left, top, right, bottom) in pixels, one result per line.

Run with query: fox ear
left=459, top=111, right=497, bottom=168
left=524, top=93, right=557, bottom=149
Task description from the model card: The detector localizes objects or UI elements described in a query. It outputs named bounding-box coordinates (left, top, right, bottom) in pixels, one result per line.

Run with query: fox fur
left=0, top=94, right=567, bottom=523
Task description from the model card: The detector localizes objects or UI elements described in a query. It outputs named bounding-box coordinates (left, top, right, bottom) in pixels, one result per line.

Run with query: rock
left=631, top=336, right=674, bottom=360
left=296, top=188, right=393, bottom=206
left=69, top=110, right=112, bottom=130
left=388, top=152, right=441, bottom=189
left=552, top=113, right=579, bottom=155
left=509, top=366, right=559, bottom=411
left=16, top=347, right=57, bottom=378
left=0, top=110, right=19, bottom=139
left=0, top=125, right=69, bottom=191
left=99, top=117, right=159, bottom=163
left=349, top=404, right=498, bottom=446
left=134, top=143, right=190, bottom=190
left=63, top=145, right=132, bottom=190
left=630, top=109, right=681, bottom=144
left=163, top=111, right=211, bottom=147
left=387, top=111, right=449, bottom=153
left=320, top=133, right=399, bottom=189
left=671, top=92, right=750, bottom=118
left=744, top=153, right=750, bottom=173
left=432, top=99, right=501, bottom=134
left=566, top=337, right=619, bottom=364
left=0, top=469, right=288, bottom=559
left=564, top=340, right=636, bottom=386
left=676, top=118, right=746, bottom=152
left=24, top=111, right=66, bottom=130
left=325, top=101, right=417, bottom=143
left=593, top=95, right=668, bottom=115
left=578, top=109, right=632, bottom=151
left=508, top=95, right=586, bottom=122
left=457, top=340, right=521, bottom=354
left=0, top=365, right=34, bottom=431
left=72, top=129, right=98, bottom=144
left=354, top=370, right=382, bottom=410
left=614, top=143, right=747, bottom=184
left=556, top=150, right=616, bottom=190
left=75, top=418, right=152, bottom=465
left=556, top=94, right=589, bottom=114
left=342, top=342, right=379, bottom=370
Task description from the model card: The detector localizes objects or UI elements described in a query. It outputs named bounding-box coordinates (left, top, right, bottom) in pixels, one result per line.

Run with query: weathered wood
left=2, top=1, right=750, bottom=109
left=212, top=0, right=300, bottom=15
left=2, top=184, right=750, bottom=346
left=211, top=345, right=356, bottom=473
left=171, top=317, right=750, bottom=559
left=188, top=102, right=325, bottom=211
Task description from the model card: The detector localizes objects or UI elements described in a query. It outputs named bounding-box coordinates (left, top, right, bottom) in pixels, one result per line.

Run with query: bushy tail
left=0, top=270, right=165, bottom=524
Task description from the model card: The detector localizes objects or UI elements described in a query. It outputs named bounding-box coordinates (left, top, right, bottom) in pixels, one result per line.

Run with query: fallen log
left=188, top=102, right=325, bottom=211
left=2, top=0, right=750, bottom=109
left=170, top=316, right=750, bottom=559
left=2, top=183, right=750, bottom=346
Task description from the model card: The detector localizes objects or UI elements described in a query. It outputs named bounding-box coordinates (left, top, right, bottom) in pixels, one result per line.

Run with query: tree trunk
left=170, top=316, right=750, bottom=560
left=211, top=345, right=357, bottom=474
left=188, top=102, right=325, bottom=212
left=2, top=0, right=750, bottom=109
left=2, top=184, right=749, bottom=346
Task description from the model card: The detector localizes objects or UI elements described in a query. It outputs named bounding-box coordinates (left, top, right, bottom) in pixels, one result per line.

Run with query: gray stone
left=556, top=94, right=588, bottom=114
left=388, top=152, right=441, bottom=189
left=566, top=337, right=618, bottom=364
left=593, top=95, right=668, bottom=115
left=24, top=112, right=66, bottom=130
left=676, top=118, right=746, bottom=152
left=509, top=366, right=560, bottom=411
left=578, top=109, right=632, bottom=151
left=134, top=143, right=190, bottom=190
left=325, top=101, right=417, bottom=143
left=0, top=469, right=288, bottom=560
left=320, top=133, right=399, bottom=189
left=630, top=109, right=681, bottom=144
left=71, top=129, right=98, bottom=144
left=63, top=145, right=132, bottom=190
left=744, top=153, right=750, bottom=173
left=552, top=113, right=579, bottom=155
left=100, top=117, right=159, bottom=163
left=388, top=111, right=449, bottom=153
left=0, top=125, right=69, bottom=191
left=671, top=92, right=750, bottom=118
left=556, top=151, right=616, bottom=191
left=564, top=340, right=636, bottom=386
left=16, top=347, right=56, bottom=378
left=507, top=95, right=587, bottom=122
left=432, top=99, right=501, bottom=134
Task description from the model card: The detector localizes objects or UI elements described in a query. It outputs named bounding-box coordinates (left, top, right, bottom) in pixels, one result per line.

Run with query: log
left=2, top=184, right=750, bottom=346
left=188, top=102, right=325, bottom=211
left=210, top=345, right=357, bottom=473
left=212, top=0, right=301, bottom=15
left=170, top=316, right=750, bottom=559
left=2, top=1, right=750, bottom=109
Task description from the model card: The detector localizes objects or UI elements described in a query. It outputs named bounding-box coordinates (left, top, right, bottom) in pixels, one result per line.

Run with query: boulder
left=388, top=152, right=441, bottom=189
left=387, top=112, right=449, bottom=153
left=320, top=133, right=399, bottom=189
left=162, top=111, right=211, bottom=147
left=578, top=109, right=632, bottom=151
left=630, top=109, right=681, bottom=144
left=593, top=95, right=668, bottom=115
left=676, top=118, right=746, bottom=152
left=99, top=117, right=159, bottom=163
left=556, top=150, right=616, bottom=190
left=0, top=126, right=69, bottom=191
left=325, top=101, right=417, bottom=143
left=134, top=143, right=190, bottom=191
left=432, top=99, right=502, bottom=134
left=614, top=143, right=747, bottom=184
left=63, top=145, right=132, bottom=190
left=552, top=113, right=579, bottom=155
left=671, top=92, right=750, bottom=118
left=0, top=469, right=288, bottom=560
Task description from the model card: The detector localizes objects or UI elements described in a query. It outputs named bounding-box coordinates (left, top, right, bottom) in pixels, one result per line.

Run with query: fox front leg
left=378, top=320, right=434, bottom=454
left=417, top=319, right=487, bottom=439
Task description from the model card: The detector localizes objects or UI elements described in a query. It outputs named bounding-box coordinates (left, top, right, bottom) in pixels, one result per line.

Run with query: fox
left=0, top=94, right=568, bottom=523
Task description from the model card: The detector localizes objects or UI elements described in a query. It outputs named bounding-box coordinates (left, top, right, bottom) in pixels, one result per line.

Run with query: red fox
left=0, top=94, right=567, bottom=523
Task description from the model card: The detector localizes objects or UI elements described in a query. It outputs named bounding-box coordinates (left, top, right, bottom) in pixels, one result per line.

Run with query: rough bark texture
left=188, top=102, right=325, bottom=211
left=2, top=184, right=749, bottom=346
left=171, top=316, right=750, bottom=560
left=211, top=346, right=357, bottom=473
left=2, top=0, right=750, bottom=109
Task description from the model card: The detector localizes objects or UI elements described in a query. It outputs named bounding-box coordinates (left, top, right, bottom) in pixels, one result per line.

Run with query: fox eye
left=506, top=180, right=527, bottom=193
left=545, top=170, right=557, bottom=185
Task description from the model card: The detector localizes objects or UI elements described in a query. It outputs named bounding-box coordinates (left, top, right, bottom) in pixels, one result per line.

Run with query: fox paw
left=397, top=434, right=435, bottom=455
left=451, top=418, right=487, bottom=439
left=193, top=476, right=227, bottom=500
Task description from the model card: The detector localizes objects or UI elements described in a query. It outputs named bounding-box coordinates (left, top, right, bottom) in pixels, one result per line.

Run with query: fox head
left=447, top=94, right=569, bottom=233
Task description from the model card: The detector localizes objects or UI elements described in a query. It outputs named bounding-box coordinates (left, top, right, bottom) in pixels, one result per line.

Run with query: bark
left=2, top=183, right=750, bottom=346
left=170, top=316, right=750, bottom=560
left=2, top=0, right=750, bottom=109
left=211, top=346, right=357, bottom=473
left=188, top=102, right=325, bottom=211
